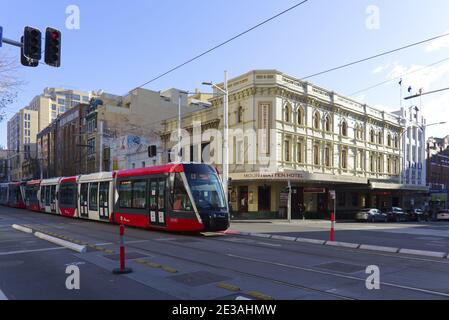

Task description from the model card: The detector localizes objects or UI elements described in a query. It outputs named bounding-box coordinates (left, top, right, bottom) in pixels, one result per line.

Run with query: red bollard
left=330, top=212, right=336, bottom=242
left=113, top=225, right=133, bottom=275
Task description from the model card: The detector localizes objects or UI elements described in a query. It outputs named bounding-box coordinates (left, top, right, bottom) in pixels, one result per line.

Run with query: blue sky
left=1, top=0, right=449, bottom=147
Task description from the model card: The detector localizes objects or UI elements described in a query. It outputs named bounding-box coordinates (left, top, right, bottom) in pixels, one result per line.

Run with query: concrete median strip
left=325, top=241, right=360, bottom=249
left=296, top=238, right=326, bottom=245
left=398, top=248, right=447, bottom=259
left=237, top=231, right=449, bottom=259
left=270, top=235, right=297, bottom=242
left=359, top=244, right=399, bottom=253
left=12, top=224, right=33, bottom=234
left=250, top=233, right=272, bottom=239
left=34, top=232, right=87, bottom=253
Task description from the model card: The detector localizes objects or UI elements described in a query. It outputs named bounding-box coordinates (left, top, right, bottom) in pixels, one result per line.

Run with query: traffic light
left=23, top=26, right=41, bottom=61
left=44, top=27, right=61, bottom=67
left=20, top=36, right=38, bottom=67
left=148, top=145, right=157, bottom=158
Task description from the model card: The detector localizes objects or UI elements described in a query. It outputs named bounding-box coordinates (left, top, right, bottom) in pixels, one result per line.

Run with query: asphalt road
left=1, top=207, right=449, bottom=300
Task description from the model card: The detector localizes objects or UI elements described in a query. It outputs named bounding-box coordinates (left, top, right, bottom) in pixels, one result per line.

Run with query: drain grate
left=315, top=262, right=365, bottom=274
left=169, top=271, right=230, bottom=287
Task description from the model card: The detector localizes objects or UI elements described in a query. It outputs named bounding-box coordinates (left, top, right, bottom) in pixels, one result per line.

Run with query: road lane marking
left=0, top=289, right=8, bottom=300
left=0, top=247, right=66, bottom=256
left=227, top=254, right=449, bottom=298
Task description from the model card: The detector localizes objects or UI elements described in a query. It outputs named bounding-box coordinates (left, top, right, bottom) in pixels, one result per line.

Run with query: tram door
left=99, top=182, right=110, bottom=220
left=80, top=183, right=89, bottom=218
left=149, top=179, right=166, bottom=227
left=50, top=185, right=57, bottom=214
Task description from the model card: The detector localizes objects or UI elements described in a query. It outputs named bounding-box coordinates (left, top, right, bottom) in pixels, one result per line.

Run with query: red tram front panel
left=59, top=177, right=78, bottom=218
left=114, top=164, right=229, bottom=232
left=114, top=164, right=204, bottom=232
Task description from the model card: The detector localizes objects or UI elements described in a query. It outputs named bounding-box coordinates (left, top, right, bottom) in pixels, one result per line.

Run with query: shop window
left=338, top=193, right=346, bottom=207
left=351, top=193, right=359, bottom=207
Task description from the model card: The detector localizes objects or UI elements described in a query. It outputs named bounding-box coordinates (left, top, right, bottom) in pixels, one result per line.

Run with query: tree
left=0, top=52, right=23, bottom=122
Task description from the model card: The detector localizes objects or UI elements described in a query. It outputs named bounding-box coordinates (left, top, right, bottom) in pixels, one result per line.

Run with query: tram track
left=2, top=211, right=356, bottom=300
left=5, top=210, right=449, bottom=300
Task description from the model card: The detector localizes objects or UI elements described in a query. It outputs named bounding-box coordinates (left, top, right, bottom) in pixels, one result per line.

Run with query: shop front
left=229, top=171, right=369, bottom=220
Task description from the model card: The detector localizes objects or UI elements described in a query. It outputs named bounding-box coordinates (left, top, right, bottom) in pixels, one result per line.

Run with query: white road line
left=227, top=254, right=449, bottom=298
left=0, top=247, right=66, bottom=256
left=0, top=289, right=8, bottom=300
left=126, top=240, right=150, bottom=244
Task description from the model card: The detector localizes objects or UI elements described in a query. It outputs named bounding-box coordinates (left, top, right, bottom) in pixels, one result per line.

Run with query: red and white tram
left=1, top=164, right=230, bottom=233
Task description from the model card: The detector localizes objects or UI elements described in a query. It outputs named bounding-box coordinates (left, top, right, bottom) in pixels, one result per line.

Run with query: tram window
left=89, top=183, right=99, bottom=211
left=80, top=184, right=88, bottom=206
left=173, top=173, right=192, bottom=211
left=50, top=186, right=56, bottom=203
left=99, top=182, right=109, bottom=207
left=119, top=181, right=132, bottom=208
left=132, top=180, right=147, bottom=209
left=60, top=184, right=76, bottom=207
left=158, top=181, right=165, bottom=210
left=45, top=186, right=50, bottom=206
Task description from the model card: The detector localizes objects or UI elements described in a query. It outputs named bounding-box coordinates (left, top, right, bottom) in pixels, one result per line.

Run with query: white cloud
left=426, top=32, right=449, bottom=52
left=422, top=92, right=449, bottom=138
left=372, top=63, right=390, bottom=74
left=387, top=62, right=449, bottom=93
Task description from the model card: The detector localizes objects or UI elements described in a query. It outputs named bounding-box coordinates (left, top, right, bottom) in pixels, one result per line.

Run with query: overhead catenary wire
left=349, top=56, right=449, bottom=97
left=132, top=0, right=311, bottom=90
left=301, top=32, right=449, bottom=80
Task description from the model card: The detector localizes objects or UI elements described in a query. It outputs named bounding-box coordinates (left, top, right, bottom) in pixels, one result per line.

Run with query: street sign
left=0, top=26, right=3, bottom=47
left=330, top=190, right=336, bottom=200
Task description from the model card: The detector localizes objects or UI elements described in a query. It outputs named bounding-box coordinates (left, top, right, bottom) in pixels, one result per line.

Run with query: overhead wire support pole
left=2, top=38, right=23, bottom=48
left=404, top=87, right=449, bottom=100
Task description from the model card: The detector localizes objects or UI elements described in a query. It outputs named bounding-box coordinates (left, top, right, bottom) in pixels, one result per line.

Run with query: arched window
left=325, top=145, right=332, bottom=167
left=313, top=144, right=320, bottom=166
left=313, top=111, right=321, bottom=130
left=341, top=121, right=348, bottom=137
left=377, top=132, right=383, bottom=145
left=325, top=115, right=332, bottom=132
left=284, top=104, right=291, bottom=123
left=341, top=148, right=348, bottom=169
left=297, top=107, right=305, bottom=126
left=370, top=129, right=375, bottom=143
left=238, top=106, right=244, bottom=123
left=394, top=135, right=399, bottom=149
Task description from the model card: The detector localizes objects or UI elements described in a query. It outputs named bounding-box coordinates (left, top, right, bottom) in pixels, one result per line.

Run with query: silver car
left=355, top=208, right=388, bottom=222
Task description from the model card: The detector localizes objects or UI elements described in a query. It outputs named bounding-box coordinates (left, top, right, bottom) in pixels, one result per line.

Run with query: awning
left=370, top=182, right=429, bottom=192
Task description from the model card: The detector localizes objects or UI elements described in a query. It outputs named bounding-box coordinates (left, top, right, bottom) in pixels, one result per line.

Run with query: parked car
left=355, top=208, right=388, bottom=222
left=386, top=207, right=408, bottom=222
left=437, top=210, right=449, bottom=221
left=407, top=209, right=429, bottom=222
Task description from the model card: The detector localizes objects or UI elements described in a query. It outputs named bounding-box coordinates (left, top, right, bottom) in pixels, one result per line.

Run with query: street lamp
left=202, top=71, right=229, bottom=201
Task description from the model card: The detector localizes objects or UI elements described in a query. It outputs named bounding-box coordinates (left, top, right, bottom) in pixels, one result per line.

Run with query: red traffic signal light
left=45, top=27, right=61, bottom=67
